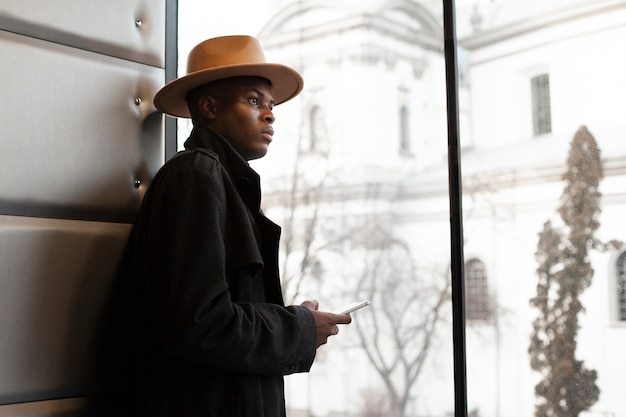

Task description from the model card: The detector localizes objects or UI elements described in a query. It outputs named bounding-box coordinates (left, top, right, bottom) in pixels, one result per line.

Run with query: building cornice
left=460, top=0, right=626, bottom=50
left=260, top=0, right=443, bottom=53
left=262, top=154, right=626, bottom=207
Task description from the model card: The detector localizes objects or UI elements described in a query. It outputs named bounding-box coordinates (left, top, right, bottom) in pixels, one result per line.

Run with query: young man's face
left=207, top=77, right=276, bottom=161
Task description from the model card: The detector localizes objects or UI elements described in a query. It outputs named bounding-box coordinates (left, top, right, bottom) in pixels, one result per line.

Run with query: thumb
left=300, top=299, right=319, bottom=310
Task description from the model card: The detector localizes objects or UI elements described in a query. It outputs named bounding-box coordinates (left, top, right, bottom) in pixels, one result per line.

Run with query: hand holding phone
left=335, top=300, right=371, bottom=314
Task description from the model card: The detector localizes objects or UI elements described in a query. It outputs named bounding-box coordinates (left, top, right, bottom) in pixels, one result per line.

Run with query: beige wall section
left=0, top=0, right=166, bottom=414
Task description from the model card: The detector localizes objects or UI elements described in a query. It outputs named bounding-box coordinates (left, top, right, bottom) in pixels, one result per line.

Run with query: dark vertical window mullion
left=442, top=0, right=468, bottom=416
left=164, top=0, right=179, bottom=160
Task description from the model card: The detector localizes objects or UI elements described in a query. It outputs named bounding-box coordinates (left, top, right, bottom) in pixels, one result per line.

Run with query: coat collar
left=183, top=126, right=262, bottom=210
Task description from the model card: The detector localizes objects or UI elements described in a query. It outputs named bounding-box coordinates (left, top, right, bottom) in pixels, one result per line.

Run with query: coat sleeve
left=134, top=153, right=316, bottom=376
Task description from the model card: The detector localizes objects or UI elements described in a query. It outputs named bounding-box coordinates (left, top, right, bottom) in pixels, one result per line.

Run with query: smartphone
left=335, top=300, right=371, bottom=314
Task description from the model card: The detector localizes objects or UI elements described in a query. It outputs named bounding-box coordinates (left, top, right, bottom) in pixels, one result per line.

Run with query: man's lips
left=262, top=128, right=274, bottom=141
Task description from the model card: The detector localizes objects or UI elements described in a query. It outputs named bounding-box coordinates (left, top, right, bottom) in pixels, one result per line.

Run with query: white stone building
left=459, top=2, right=626, bottom=417
left=182, top=0, right=626, bottom=416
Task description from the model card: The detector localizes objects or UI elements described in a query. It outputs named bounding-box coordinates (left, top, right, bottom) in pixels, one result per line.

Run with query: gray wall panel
left=0, top=215, right=131, bottom=404
left=0, top=0, right=165, bottom=67
left=0, top=30, right=164, bottom=223
left=0, top=1, right=173, bottom=414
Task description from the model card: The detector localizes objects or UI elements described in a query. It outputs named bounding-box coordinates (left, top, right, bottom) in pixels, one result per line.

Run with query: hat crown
left=187, top=36, right=267, bottom=75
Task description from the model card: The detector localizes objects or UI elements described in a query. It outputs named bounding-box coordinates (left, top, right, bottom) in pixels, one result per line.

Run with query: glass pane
left=457, top=2, right=626, bottom=417
left=177, top=1, right=454, bottom=416
left=617, top=252, right=626, bottom=321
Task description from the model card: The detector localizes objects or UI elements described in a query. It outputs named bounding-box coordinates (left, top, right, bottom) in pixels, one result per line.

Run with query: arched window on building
left=399, top=105, right=411, bottom=153
left=615, top=251, right=626, bottom=321
left=308, top=105, right=328, bottom=154
left=465, top=258, right=492, bottom=321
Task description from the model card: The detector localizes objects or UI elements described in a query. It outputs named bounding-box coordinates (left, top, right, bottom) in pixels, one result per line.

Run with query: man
left=127, top=35, right=351, bottom=416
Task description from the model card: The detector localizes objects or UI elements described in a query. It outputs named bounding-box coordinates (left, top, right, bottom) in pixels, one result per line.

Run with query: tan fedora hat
left=154, top=35, right=304, bottom=118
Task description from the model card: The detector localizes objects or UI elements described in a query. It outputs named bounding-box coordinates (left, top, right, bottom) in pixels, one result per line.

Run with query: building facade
left=249, top=0, right=626, bottom=416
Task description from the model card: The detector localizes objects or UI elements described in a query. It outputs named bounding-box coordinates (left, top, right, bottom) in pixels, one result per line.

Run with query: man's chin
left=246, top=148, right=269, bottom=161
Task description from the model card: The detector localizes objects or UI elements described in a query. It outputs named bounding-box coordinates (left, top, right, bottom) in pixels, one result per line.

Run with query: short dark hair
left=186, top=83, right=214, bottom=125
left=185, top=76, right=271, bottom=125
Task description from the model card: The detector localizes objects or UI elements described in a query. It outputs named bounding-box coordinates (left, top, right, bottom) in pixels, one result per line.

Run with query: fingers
left=309, top=310, right=353, bottom=347
left=301, top=302, right=351, bottom=324
left=333, top=313, right=352, bottom=325
left=298, top=301, right=356, bottom=347
left=317, top=324, right=339, bottom=347
left=300, top=299, right=319, bottom=311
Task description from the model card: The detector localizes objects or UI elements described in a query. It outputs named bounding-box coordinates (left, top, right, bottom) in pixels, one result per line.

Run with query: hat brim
left=153, top=63, right=304, bottom=118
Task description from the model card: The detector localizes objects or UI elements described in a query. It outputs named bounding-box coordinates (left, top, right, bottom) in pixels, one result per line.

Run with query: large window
left=308, top=105, right=328, bottom=155
left=178, top=1, right=626, bottom=417
left=531, top=73, right=552, bottom=136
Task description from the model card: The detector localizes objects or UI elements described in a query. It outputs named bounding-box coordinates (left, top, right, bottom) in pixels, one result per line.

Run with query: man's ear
left=199, top=95, right=218, bottom=120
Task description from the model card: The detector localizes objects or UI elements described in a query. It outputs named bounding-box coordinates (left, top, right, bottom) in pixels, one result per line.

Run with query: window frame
left=400, top=105, right=411, bottom=154
left=464, top=258, right=492, bottom=322
left=610, top=250, right=626, bottom=323
left=530, top=73, right=552, bottom=136
left=442, top=1, right=468, bottom=415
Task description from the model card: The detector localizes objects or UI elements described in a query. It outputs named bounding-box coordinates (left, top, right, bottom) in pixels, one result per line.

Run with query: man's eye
left=249, top=97, right=259, bottom=105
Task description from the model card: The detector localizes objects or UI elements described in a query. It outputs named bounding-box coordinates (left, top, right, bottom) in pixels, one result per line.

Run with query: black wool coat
left=126, top=127, right=317, bottom=417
